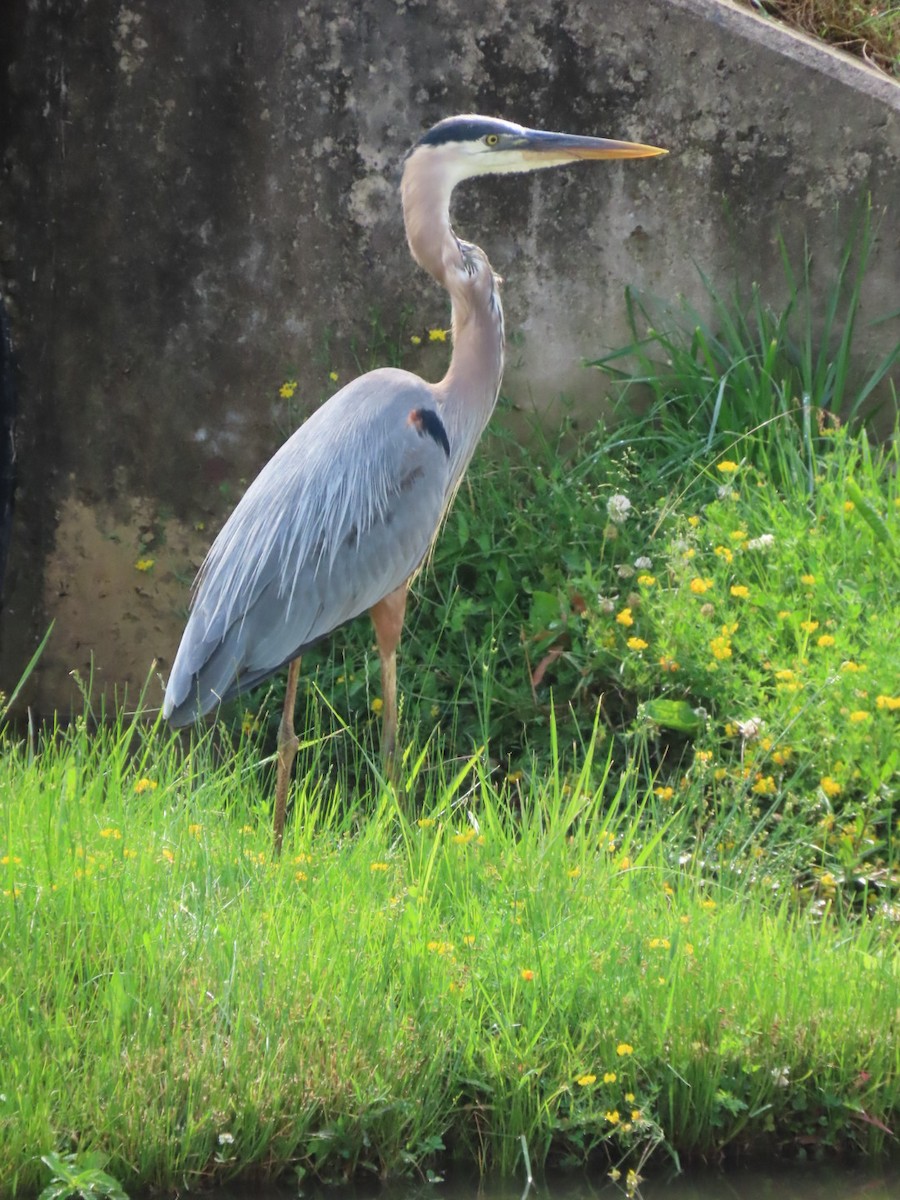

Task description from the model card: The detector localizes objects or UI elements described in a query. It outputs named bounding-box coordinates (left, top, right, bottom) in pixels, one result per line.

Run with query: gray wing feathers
left=164, top=369, right=451, bottom=724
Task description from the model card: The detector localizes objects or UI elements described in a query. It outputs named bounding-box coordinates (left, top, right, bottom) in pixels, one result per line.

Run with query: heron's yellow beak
left=517, top=129, right=667, bottom=163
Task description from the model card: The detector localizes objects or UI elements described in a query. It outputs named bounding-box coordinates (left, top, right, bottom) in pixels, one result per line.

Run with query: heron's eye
left=484, top=133, right=500, bottom=146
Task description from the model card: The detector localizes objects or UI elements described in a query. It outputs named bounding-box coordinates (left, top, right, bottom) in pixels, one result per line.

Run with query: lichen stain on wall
left=37, top=495, right=209, bottom=716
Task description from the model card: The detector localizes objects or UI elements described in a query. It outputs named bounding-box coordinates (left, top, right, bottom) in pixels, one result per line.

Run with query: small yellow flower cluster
left=427, top=940, right=454, bottom=955
left=709, top=630, right=733, bottom=661
left=576, top=1073, right=596, bottom=1087
left=134, top=558, right=155, bottom=572
left=820, top=776, right=842, bottom=798
left=627, top=636, right=649, bottom=651
left=730, top=584, right=750, bottom=598
left=134, top=778, right=157, bottom=794
left=690, top=577, right=713, bottom=595
left=370, top=861, right=388, bottom=872
left=428, top=327, right=449, bottom=342
left=452, top=828, right=478, bottom=845
left=716, top=461, right=739, bottom=474
left=279, top=379, right=298, bottom=399
left=751, top=775, right=776, bottom=796
left=715, top=545, right=734, bottom=564
left=616, top=607, right=634, bottom=627
left=876, top=694, right=900, bottom=711
left=654, top=786, right=675, bottom=801
left=637, top=574, right=656, bottom=586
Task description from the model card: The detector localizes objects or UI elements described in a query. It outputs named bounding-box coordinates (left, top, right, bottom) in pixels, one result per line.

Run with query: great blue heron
left=163, top=114, right=665, bottom=851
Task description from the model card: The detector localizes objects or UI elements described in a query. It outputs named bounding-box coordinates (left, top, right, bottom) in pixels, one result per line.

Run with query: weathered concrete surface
left=0, top=0, right=898, bottom=715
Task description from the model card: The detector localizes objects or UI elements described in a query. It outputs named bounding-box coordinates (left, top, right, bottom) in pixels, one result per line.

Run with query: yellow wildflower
left=616, top=1043, right=634, bottom=1056
left=654, top=786, right=674, bottom=801
left=627, top=636, right=649, bottom=651
left=820, top=776, right=842, bottom=798
left=800, top=573, right=816, bottom=586
left=816, top=634, right=835, bottom=648
left=843, top=500, right=855, bottom=513
left=690, top=577, right=713, bottom=594
left=637, top=574, right=656, bottom=586
left=616, top=607, right=634, bottom=627
left=715, top=545, right=734, bottom=563
left=576, top=1073, right=596, bottom=1087
left=716, top=461, right=739, bottom=473
left=329, top=371, right=339, bottom=382
left=730, top=585, right=750, bottom=598
left=709, top=634, right=732, bottom=660
left=134, top=778, right=157, bottom=794
left=848, top=710, right=869, bottom=723
left=521, top=968, right=535, bottom=981
left=370, top=861, right=388, bottom=872
left=603, top=1071, right=617, bottom=1083
left=428, top=328, right=448, bottom=342
left=799, top=619, right=819, bottom=633
left=279, top=379, right=297, bottom=399
left=876, top=695, right=900, bottom=711
left=370, top=697, right=384, bottom=714
left=409, top=334, right=422, bottom=345
left=134, top=558, right=155, bottom=572
left=605, top=1110, right=621, bottom=1125
left=417, top=817, right=435, bottom=828
left=729, top=530, right=748, bottom=541
left=751, top=775, right=776, bottom=796
left=687, top=515, right=700, bottom=527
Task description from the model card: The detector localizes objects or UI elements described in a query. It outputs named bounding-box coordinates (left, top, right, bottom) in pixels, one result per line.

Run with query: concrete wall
left=1, top=0, right=898, bottom=715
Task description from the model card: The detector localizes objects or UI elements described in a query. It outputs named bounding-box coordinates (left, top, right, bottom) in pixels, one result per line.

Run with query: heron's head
left=401, top=114, right=665, bottom=282
left=406, top=114, right=666, bottom=189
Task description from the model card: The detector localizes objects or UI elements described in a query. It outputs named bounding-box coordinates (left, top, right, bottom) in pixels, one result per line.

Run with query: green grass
left=2, top=226, right=899, bottom=1196
left=0, top=717, right=897, bottom=1197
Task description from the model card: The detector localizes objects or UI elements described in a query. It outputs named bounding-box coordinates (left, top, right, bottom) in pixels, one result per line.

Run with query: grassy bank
left=1, top=722, right=898, bottom=1197
left=2, top=243, right=899, bottom=1196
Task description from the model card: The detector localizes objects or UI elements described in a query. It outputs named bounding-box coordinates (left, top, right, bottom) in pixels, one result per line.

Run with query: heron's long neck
left=436, top=263, right=505, bottom=490
left=401, top=151, right=505, bottom=489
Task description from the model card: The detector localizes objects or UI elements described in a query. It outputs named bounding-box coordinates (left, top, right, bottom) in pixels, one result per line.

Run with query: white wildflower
left=735, top=717, right=764, bottom=742
left=634, top=556, right=653, bottom=570
left=747, top=533, right=775, bottom=551
left=218, top=1132, right=235, bottom=1145
left=607, top=494, right=632, bottom=524
left=616, top=563, right=635, bottom=579
left=597, top=594, right=617, bottom=614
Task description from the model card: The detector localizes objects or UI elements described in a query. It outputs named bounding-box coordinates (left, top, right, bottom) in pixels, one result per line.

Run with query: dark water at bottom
left=209, top=1163, right=900, bottom=1200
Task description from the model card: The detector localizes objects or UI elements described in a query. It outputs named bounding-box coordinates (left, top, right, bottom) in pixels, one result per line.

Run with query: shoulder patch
left=407, top=407, right=450, bottom=458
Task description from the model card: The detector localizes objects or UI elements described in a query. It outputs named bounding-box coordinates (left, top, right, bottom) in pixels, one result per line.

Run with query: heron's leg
left=273, top=656, right=302, bottom=856
left=369, top=582, right=409, bottom=774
